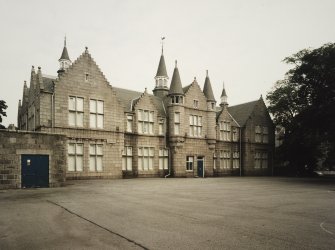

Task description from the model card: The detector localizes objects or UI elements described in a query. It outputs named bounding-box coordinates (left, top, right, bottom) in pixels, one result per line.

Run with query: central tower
left=153, top=42, right=169, bottom=98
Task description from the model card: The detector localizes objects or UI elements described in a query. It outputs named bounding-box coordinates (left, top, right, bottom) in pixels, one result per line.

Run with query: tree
left=0, top=100, right=8, bottom=129
left=267, top=43, right=335, bottom=174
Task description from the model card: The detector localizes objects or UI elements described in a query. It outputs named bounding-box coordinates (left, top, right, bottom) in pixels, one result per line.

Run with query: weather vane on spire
left=161, top=36, right=165, bottom=54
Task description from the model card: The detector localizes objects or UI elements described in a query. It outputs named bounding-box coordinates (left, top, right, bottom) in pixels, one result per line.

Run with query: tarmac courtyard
left=0, top=177, right=334, bottom=249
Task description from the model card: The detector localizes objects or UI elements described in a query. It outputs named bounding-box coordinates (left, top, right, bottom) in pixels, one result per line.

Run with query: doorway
left=197, top=156, right=204, bottom=178
left=21, top=155, right=49, bottom=188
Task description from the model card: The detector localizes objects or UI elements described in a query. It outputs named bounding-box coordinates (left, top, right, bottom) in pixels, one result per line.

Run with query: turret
left=167, top=60, right=185, bottom=177
left=203, top=70, right=216, bottom=110
left=168, top=60, right=184, bottom=105
left=57, top=37, right=71, bottom=75
left=153, top=44, right=169, bottom=98
left=220, top=81, right=228, bottom=108
left=203, top=70, right=216, bottom=145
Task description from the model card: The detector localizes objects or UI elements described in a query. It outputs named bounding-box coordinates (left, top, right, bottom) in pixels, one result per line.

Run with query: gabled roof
left=168, top=62, right=184, bottom=95
left=203, top=73, right=215, bottom=102
left=156, top=54, right=168, bottom=77
left=113, top=87, right=166, bottom=117
left=182, top=84, right=192, bottom=94
left=42, top=76, right=56, bottom=92
left=227, top=99, right=259, bottom=126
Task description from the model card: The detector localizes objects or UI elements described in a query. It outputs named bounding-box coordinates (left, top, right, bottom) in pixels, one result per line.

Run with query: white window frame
left=90, top=99, right=104, bottom=129
left=159, top=148, right=169, bottom=170
left=138, top=147, right=154, bottom=171
left=255, top=125, right=262, bottom=143
left=89, top=144, right=103, bottom=172
left=68, top=96, right=84, bottom=127
left=186, top=156, right=194, bottom=171
left=254, top=152, right=262, bottom=168
left=233, top=151, right=240, bottom=169
left=174, top=112, right=180, bottom=135
left=68, top=143, right=84, bottom=172
left=122, top=146, right=133, bottom=171
left=219, top=121, right=230, bottom=141
left=189, top=115, right=202, bottom=137
left=126, top=115, right=133, bottom=132
left=137, top=109, right=154, bottom=134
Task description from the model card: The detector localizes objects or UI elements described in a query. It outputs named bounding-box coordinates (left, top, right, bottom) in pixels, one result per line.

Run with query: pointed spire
left=59, top=36, right=70, bottom=60
left=155, top=50, right=168, bottom=77
left=168, top=60, right=184, bottom=95
left=203, top=70, right=216, bottom=102
left=58, top=37, right=71, bottom=74
left=220, top=81, right=228, bottom=107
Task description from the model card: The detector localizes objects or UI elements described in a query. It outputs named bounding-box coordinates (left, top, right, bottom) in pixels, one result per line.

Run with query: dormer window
left=193, top=100, right=199, bottom=108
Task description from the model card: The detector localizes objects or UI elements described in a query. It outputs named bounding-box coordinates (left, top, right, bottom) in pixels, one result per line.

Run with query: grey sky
left=1, top=0, right=334, bottom=126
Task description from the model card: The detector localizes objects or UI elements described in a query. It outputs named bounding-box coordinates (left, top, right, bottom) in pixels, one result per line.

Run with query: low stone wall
left=0, top=130, right=67, bottom=189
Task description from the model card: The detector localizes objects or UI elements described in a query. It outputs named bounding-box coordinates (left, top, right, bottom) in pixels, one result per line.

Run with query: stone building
left=17, top=40, right=275, bottom=180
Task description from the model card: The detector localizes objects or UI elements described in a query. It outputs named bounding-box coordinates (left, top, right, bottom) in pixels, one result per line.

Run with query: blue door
left=197, top=157, right=204, bottom=177
left=21, top=155, right=49, bottom=188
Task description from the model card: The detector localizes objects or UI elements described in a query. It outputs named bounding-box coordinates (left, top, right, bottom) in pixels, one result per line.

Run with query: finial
left=223, top=81, right=225, bottom=88
left=85, top=46, right=88, bottom=52
left=38, top=66, right=41, bottom=70
left=175, top=60, right=177, bottom=68
left=24, top=80, right=27, bottom=86
left=206, top=70, right=208, bottom=77
left=194, top=77, right=197, bottom=81
left=161, top=37, right=165, bottom=54
left=64, top=36, right=67, bottom=47
left=145, top=87, right=147, bottom=93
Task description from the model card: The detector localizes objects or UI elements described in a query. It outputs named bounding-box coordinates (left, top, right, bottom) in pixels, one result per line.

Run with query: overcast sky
left=1, top=0, right=335, bottom=127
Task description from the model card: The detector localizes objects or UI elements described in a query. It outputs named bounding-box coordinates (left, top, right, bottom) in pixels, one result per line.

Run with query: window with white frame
left=255, top=125, right=262, bottom=143
left=223, top=151, right=230, bottom=169
left=158, top=119, right=164, bottom=135
left=126, top=115, right=133, bottom=132
left=68, top=143, right=83, bottom=171
left=159, top=148, right=169, bottom=170
left=219, top=121, right=230, bottom=141
left=193, top=100, right=199, bottom=108
left=138, top=147, right=154, bottom=171
left=186, top=156, right=194, bottom=171
left=189, top=115, right=202, bottom=137
left=68, top=96, right=84, bottom=127
left=232, top=127, right=239, bottom=141
left=262, top=152, right=268, bottom=168
left=213, top=153, right=217, bottom=170
left=174, top=112, right=180, bottom=135
left=90, top=99, right=104, bottom=128
left=263, top=126, right=269, bottom=143
left=254, top=152, right=262, bottom=168
left=89, top=144, right=103, bottom=172
left=138, top=110, right=154, bottom=134
left=233, top=151, right=240, bottom=169
left=122, top=146, right=132, bottom=171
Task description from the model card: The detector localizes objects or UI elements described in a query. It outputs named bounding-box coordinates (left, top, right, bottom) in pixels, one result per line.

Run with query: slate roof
left=156, top=54, right=168, bottom=77
left=227, top=99, right=259, bottom=126
left=113, top=87, right=166, bottom=117
left=42, top=75, right=57, bottom=92
left=168, top=64, right=184, bottom=95
left=203, top=75, right=215, bottom=102
left=60, top=46, right=70, bottom=61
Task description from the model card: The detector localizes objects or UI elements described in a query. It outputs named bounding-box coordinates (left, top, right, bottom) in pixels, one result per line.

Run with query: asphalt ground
left=0, top=177, right=334, bottom=250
